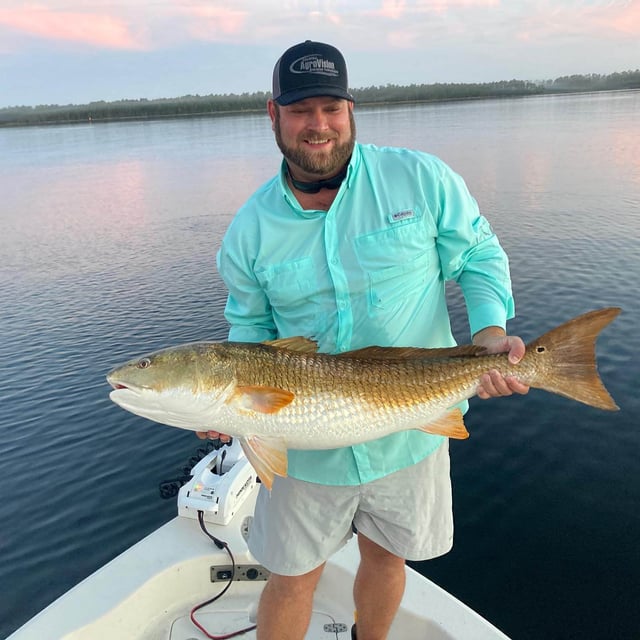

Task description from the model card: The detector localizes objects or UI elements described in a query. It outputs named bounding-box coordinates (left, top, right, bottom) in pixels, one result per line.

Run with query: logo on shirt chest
left=389, top=209, right=416, bottom=223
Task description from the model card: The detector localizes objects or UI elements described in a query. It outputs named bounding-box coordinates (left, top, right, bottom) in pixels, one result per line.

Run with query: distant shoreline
left=1, top=71, right=638, bottom=128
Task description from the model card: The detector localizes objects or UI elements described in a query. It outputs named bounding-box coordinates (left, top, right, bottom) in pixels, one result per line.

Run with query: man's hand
left=472, top=327, right=530, bottom=399
left=196, top=430, right=232, bottom=443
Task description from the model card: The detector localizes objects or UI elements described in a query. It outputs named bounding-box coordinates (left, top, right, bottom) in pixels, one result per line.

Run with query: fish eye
left=137, top=357, right=152, bottom=369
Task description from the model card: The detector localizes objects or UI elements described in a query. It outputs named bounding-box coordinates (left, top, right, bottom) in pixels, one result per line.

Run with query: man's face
left=269, top=96, right=356, bottom=181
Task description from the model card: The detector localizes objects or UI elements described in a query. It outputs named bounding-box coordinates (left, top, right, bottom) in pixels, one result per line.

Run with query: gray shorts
left=247, top=441, right=453, bottom=576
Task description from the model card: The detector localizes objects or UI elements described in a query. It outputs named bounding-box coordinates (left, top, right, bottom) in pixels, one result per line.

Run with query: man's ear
left=267, top=99, right=277, bottom=131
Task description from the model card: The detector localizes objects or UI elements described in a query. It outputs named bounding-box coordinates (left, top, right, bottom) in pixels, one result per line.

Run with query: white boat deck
left=8, top=485, right=510, bottom=640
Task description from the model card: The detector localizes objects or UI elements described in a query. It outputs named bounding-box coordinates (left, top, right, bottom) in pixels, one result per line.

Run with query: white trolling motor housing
left=178, top=440, right=258, bottom=525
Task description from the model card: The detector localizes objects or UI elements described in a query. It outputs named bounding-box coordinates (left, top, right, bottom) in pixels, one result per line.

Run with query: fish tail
left=529, top=307, right=620, bottom=410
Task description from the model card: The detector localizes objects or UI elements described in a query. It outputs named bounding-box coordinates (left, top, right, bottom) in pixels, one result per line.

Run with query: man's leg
left=353, top=534, right=406, bottom=640
left=256, top=563, right=325, bottom=640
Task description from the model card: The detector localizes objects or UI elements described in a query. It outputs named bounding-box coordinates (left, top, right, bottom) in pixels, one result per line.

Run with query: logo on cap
left=290, top=54, right=339, bottom=77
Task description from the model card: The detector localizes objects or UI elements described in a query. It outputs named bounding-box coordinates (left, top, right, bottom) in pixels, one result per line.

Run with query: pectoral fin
left=240, top=436, right=288, bottom=490
left=419, top=408, right=469, bottom=440
left=230, top=385, right=295, bottom=414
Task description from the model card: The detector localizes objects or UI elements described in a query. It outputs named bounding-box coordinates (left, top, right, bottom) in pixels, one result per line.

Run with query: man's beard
left=274, top=108, right=356, bottom=177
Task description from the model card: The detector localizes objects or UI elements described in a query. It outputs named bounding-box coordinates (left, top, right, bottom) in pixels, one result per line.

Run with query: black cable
left=197, top=509, right=229, bottom=551
left=189, top=511, right=257, bottom=639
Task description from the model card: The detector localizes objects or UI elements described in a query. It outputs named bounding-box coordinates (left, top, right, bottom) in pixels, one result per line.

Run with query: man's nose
left=306, top=108, right=330, bottom=129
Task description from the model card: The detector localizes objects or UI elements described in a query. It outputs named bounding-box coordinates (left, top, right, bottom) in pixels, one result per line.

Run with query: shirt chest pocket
left=255, top=256, right=319, bottom=308
left=354, top=219, right=436, bottom=311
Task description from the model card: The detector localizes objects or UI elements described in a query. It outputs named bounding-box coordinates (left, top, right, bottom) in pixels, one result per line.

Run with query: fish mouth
left=108, top=383, right=150, bottom=415
left=106, top=374, right=145, bottom=394
left=107, top=382, right=219, bottom=432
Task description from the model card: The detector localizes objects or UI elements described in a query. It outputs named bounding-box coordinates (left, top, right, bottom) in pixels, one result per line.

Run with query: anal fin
left=419, top=408, right=469, bottom=440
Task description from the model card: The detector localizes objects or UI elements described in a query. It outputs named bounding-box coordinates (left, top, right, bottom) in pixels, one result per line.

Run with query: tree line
left=1, top=70, right=638, bottom=127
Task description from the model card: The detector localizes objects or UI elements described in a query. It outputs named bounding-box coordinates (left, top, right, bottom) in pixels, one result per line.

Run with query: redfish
left=108, top=308, right=620, bottom=488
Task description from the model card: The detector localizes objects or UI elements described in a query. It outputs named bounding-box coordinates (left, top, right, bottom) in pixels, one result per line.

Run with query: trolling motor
left=177, top=439, right=258, bottom=525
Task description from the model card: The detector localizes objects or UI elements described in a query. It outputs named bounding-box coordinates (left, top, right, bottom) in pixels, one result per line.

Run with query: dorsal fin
left=263, top=337, right=318, bottom=353
left=337, top=344, right=487, bottom=360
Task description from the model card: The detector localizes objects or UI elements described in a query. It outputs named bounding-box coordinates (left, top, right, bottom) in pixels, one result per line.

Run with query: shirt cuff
left=468, top=301, right=512, bottom=337
left=228, top=325, right=276, bottom=343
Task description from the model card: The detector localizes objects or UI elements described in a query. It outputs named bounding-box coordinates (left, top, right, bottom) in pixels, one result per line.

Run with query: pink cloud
left=171, top=2, right=248, bottom=40
left=377, top=0, right=407, bottom=20
left=599, top=1, right=640, bottom=36
left=0, top=4, right=147, bottom=50
left=371, top=0, right=498, bottom=19
left=514, top=2, right=640, bottom=42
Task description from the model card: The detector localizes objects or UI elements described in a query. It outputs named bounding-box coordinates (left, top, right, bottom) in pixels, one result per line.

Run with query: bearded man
left=203, top=40, right=528, bottom=640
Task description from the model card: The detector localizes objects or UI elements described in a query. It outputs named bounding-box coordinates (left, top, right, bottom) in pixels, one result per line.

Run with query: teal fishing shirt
left=217, top=142, right=514, bottom=485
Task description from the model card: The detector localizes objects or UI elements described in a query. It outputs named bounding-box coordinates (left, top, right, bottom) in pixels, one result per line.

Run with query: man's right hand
left=196, top=430, right=232, bottom=443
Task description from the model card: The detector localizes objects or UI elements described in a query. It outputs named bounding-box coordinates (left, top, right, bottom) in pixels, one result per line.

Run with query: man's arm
left=431, top=161, right=527, bottom=400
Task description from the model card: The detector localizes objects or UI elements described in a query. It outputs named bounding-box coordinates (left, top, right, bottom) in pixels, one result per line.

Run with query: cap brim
left=275, top=86, right=355, bottom=106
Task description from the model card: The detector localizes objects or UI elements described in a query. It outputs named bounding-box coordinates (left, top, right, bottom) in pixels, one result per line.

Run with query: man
left=201, top=40, right=529, bottom=640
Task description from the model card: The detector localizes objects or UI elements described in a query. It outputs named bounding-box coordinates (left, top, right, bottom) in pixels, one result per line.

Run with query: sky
left=0, top=0, right=639, bottom=107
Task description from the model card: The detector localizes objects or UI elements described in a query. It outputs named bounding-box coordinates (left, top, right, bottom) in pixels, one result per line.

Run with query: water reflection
left=0, top=91, right=639, bottom=640
left=357, top=90, right=640, bottom=243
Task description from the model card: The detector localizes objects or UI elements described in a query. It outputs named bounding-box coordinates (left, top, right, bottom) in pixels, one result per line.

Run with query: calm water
left=1, top=91, right=639, bottom=639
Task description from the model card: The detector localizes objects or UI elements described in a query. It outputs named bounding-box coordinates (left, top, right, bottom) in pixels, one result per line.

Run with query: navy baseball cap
left=272, top=41, right=355, bottom=106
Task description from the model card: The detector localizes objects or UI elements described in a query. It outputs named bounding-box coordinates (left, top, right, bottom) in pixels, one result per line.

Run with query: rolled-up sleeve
left=433, top=164, right=515, bottom=337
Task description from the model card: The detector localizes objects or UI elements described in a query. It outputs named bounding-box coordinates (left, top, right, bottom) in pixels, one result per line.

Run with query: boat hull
left=7, top=485, right=510, bottom=639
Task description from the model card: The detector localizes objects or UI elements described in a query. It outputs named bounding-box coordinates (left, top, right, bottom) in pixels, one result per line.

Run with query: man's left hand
left=472, top=328, right=530, bottom=399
